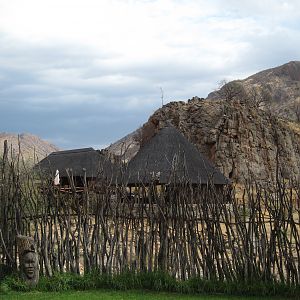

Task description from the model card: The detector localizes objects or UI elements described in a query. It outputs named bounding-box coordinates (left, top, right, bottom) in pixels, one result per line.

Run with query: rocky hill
left=207, top=61, right=300, bottom=121
left=108, top=61, right=300, bottom=183
left=0, top=133, right=59, bottom=164
left=147, top=99, right=300, bottom=182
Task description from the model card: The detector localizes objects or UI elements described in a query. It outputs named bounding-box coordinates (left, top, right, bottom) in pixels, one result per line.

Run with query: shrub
left=37, top=272, right=74, bottom=292
left=0, top=282, right=10, bottom=294
left=140, top=271, right=177, bottom=292
left=2, top=275, right=30, bottom=292
left=0, top=271, right=299, bottom=298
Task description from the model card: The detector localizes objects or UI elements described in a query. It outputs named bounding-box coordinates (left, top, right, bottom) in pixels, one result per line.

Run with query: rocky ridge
left=144, top=98, right=300, bottom=182
left=207, top=61, right=300, bottom=121
left=107, top=60, right=300, bottom=183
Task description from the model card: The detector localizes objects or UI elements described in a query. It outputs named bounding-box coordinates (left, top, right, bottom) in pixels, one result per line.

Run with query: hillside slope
left=0, top=133, right=59, bottom=164
left=207, top=61, right=300, bottom=120
left=107, top=130, right=139, bottom=162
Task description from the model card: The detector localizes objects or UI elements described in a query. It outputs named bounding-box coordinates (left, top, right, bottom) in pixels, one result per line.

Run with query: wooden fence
left=0, top=147, right=299, bottom=285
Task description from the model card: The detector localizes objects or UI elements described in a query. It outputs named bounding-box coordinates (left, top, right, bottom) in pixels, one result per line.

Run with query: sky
left=0, top=0, right=300, bottom=149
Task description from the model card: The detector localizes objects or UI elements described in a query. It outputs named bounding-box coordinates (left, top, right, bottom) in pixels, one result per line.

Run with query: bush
left=69, top=273, right=94, bottom=290
left=139, top=271, right=177, bottom=292
left=0, top=271, right=299, bottom=297
left=0, top=282, right=10, bottom=294
left=1, top=275, right=30, bottom=292
left=37, top=272, right=74, bottom=292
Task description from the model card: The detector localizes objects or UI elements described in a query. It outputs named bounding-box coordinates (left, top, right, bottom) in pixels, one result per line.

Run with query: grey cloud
left=1, top=16, right=300, bottom=150
left=229, top=29, right=300, bottom=77
left=0, top=38, right=164, bottom=148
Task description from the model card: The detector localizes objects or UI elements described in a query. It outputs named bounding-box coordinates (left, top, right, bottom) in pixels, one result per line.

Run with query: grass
left=3, top=289, right=298, bottom=300
left=1, top=271, right=299, bottom=299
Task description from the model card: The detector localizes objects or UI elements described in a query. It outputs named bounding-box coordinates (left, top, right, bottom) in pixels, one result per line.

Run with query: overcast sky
left=0, top=0, right=299, bottom=149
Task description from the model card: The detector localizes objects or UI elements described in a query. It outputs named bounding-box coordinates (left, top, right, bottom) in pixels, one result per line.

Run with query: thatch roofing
left=36, top=147, right=114, bottom=179
left=125, top=126, right=229, bottom=185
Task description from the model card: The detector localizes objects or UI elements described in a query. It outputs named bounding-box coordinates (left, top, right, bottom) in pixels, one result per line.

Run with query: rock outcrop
left=109, top=97, right=300, bottom=183
left=108, top=61, right=300, bottom=183
left=147, top=98, right=300, bottom=182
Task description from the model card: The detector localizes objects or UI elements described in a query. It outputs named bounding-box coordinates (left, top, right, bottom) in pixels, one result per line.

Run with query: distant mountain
left=107, top=61, right=300, bottom=182
left=207, top=61, right=300, bottom=120
left=0, top=133, right=59, bottom=164
left=106, top=130, right=140, bottom=162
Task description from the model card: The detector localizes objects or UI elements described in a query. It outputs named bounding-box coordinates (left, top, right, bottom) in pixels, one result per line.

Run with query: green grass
left=1, top=271, right=299, bottom=299
left=2, top=290, right=297, bottom=300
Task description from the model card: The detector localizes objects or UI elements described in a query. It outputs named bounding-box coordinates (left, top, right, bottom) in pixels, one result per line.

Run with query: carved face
left=22, top=251, right=37, bottom=279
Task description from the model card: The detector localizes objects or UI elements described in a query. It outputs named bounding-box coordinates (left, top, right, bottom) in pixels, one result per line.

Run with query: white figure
left=54, top=169, right=60, bottom=185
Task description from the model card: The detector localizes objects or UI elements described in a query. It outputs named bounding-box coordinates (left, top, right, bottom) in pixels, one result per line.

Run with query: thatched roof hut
left=36, top=147, right=114, bottom=186
left=125, top=126, right=229, bottom=186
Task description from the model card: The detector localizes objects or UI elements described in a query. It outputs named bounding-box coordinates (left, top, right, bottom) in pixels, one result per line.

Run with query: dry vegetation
left=282, top=119, right=300, bottom=136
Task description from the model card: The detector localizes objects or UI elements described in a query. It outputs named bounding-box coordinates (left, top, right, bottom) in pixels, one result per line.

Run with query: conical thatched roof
left=126, top=126, right=229, bottom=185
left=36, top=147, right=114, bottom=179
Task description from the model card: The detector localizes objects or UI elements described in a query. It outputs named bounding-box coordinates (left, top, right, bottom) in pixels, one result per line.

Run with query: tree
left=246, top=86, right=272, bottom=109
left=217, top=80, right=247, bottom=102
